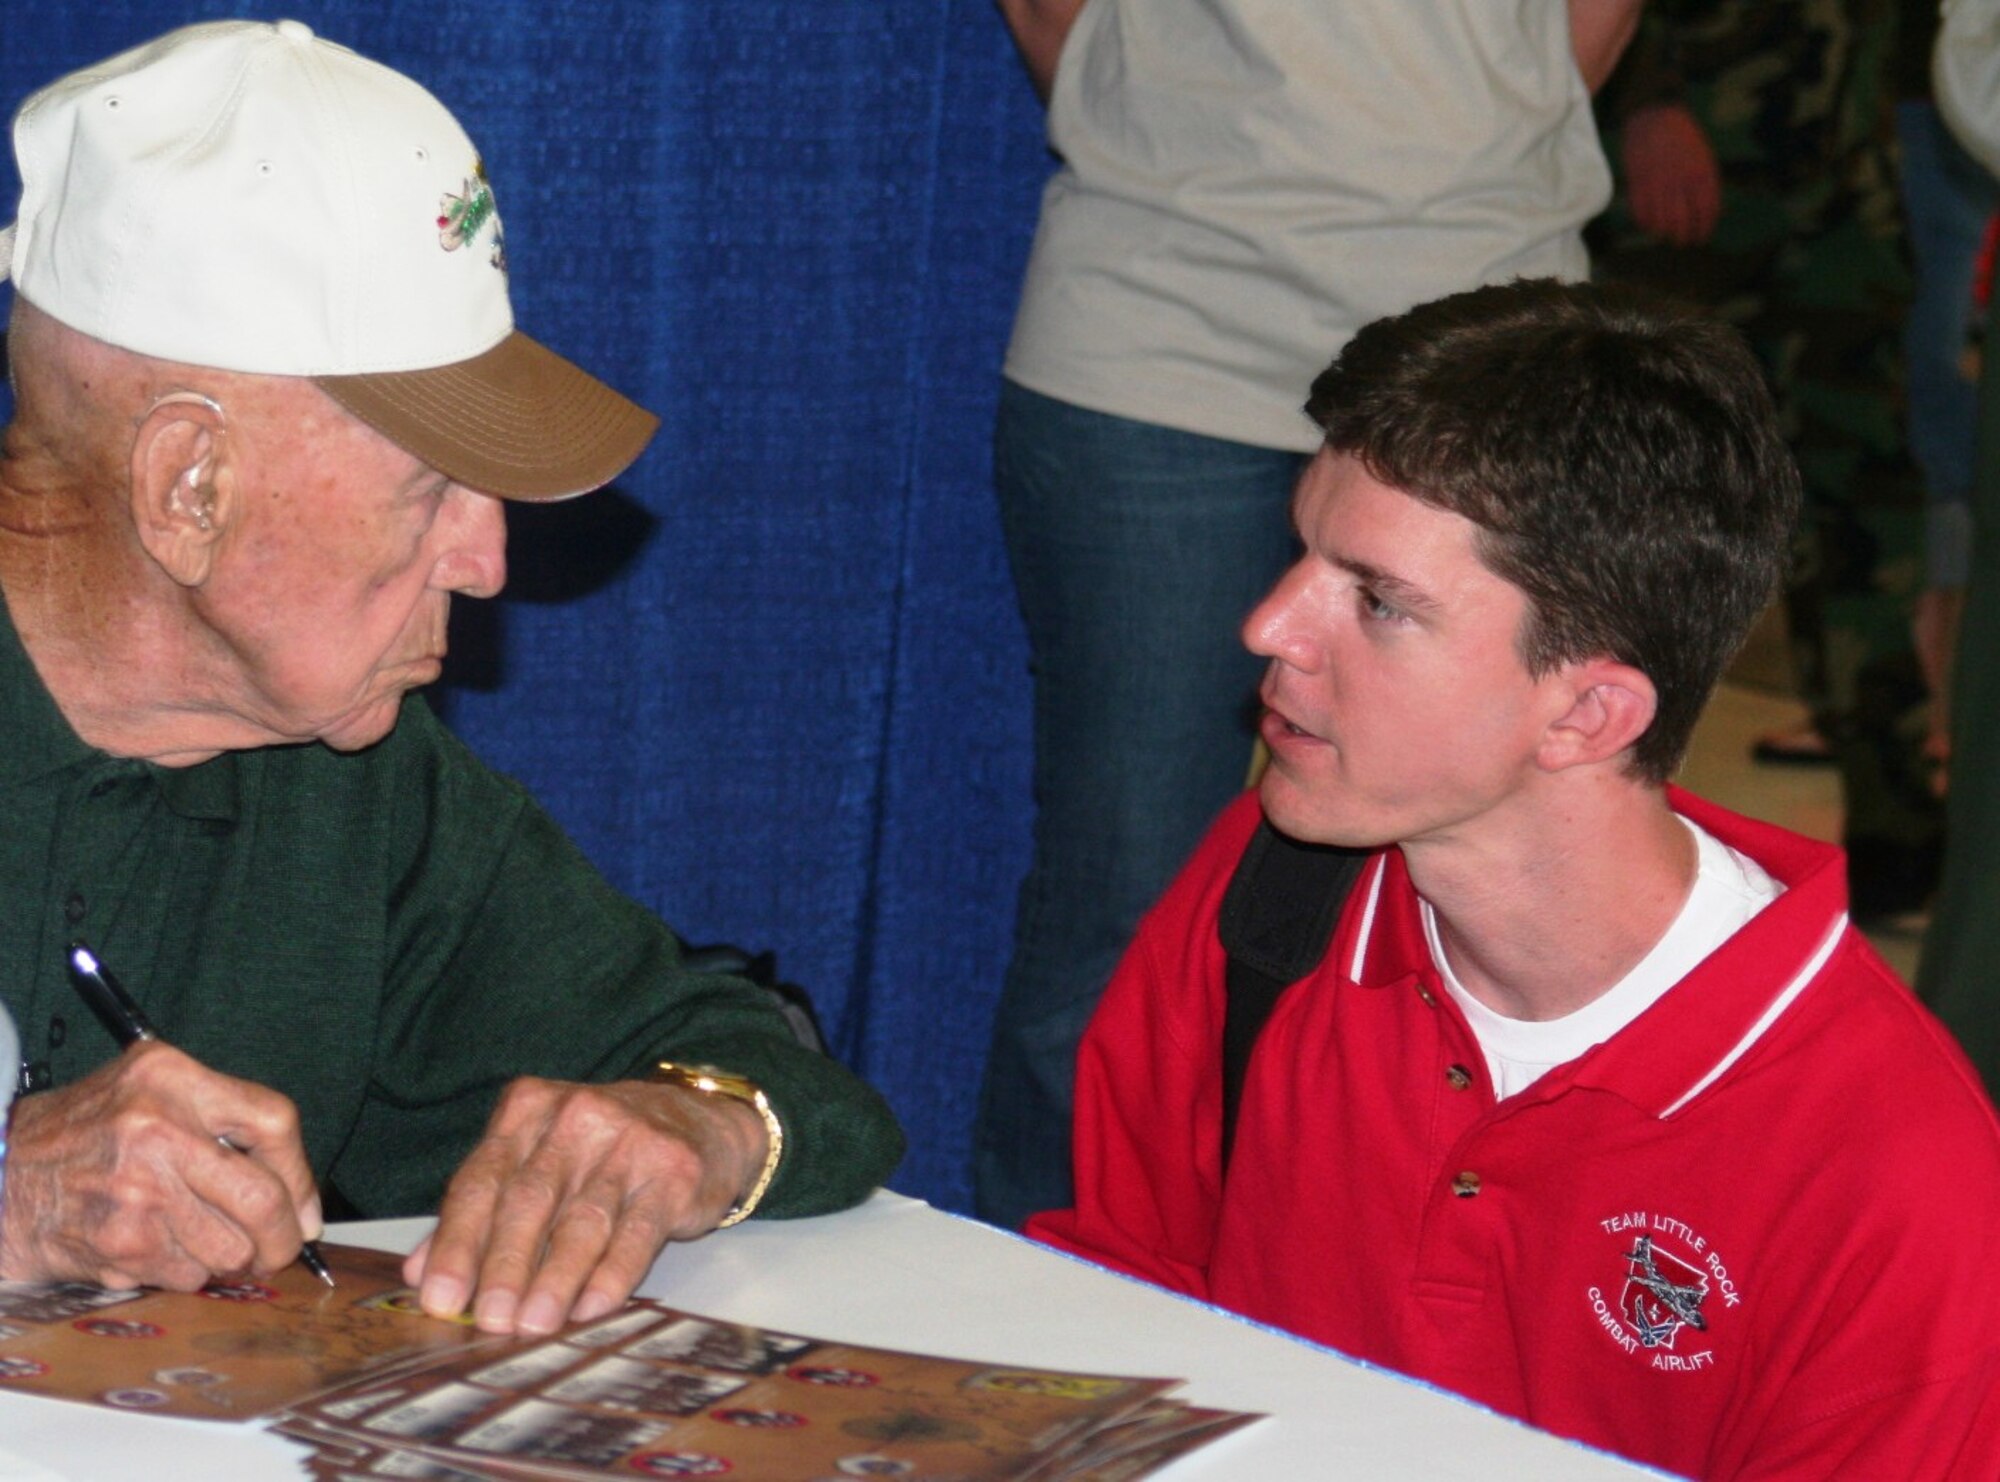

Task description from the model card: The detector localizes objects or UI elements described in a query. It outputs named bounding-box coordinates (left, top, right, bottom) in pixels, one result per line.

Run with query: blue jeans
left=1897, top=99, right=2000, bottom=587
left=973, top=380, right=1305, bottom=1229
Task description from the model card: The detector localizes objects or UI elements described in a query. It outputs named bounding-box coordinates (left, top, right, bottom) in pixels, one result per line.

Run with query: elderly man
left=0, top=21, right=900, bottom=1335
left=1031, top=281, right=2000, bottom=1477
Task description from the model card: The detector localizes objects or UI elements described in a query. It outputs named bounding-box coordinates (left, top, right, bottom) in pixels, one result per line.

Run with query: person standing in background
left=976, top=0, right=1642, bottom=1230
left=1894, top=0, right=1998, bottom=796
left=1920, top=0, right=2000, bottom=1105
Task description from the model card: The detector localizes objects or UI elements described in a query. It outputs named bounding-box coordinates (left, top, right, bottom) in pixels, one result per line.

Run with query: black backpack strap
left=1216, top=821, right=1370, bottom=1170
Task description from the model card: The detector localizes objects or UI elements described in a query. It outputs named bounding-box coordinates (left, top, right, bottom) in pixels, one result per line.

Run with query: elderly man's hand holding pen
left=0, top=943, right=328, bottom=1292
left=0, top=1039, right=326, bottom=1290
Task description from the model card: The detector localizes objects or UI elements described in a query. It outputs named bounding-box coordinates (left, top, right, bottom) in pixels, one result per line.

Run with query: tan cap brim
left=315, top=331, right=659, bottom=501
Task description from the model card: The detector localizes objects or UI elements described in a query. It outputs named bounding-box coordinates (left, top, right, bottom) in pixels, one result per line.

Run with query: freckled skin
left=188, top=378, right=507, bottom=752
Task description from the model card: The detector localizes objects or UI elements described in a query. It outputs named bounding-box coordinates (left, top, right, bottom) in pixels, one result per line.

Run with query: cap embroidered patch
left=437, top=158, right=504, bottom=271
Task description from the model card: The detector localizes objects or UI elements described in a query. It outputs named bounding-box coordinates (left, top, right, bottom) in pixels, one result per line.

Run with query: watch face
left=657, top=1063, right=754, bottom=1100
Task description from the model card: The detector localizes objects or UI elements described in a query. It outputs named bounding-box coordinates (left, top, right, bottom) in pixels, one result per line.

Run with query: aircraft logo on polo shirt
left=1586, top=1210, right=1744, bottom=1374
left=1621, top=1237, right=1708, bottom=1347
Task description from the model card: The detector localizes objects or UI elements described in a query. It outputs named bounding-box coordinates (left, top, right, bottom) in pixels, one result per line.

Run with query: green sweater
left=0, top=602, right=903, bottom=1218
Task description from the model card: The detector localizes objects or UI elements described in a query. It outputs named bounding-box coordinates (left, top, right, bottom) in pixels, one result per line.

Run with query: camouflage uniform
left=1589, top=0, right=1937, bottom=912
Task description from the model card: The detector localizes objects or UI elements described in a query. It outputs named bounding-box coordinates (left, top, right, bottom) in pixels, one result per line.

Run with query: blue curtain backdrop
left=0, top=2, right=1055, bottom=1215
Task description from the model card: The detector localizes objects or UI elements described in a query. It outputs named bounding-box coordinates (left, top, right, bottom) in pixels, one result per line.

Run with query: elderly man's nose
left=438, top=490, right=508, bottom=597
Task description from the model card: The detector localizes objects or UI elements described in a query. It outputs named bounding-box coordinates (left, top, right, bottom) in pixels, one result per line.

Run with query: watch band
left=653, top=1061, right=784, bottom=1227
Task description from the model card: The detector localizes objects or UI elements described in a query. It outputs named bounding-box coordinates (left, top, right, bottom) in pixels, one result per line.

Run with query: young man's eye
left=1359, top=588, right=1402, bottom=623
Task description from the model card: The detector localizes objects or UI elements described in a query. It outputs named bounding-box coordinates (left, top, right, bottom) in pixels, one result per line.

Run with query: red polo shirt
left=1031, top=789, right=2000, bottom=1479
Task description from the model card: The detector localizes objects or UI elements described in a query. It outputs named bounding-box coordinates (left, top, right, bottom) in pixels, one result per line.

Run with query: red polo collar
left=1339, top=785, right=1854, bottom=1121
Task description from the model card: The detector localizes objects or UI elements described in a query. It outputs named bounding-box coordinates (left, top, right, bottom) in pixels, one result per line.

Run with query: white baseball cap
left=0, top=19, right=657, bottom=500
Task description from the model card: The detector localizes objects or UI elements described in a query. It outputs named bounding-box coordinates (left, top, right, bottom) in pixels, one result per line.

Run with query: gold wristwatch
left=652, top=1061, right=784, bottom=1227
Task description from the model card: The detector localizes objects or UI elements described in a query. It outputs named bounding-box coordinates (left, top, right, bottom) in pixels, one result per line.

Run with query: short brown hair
left=1305, top=279, right=1800, bottom=783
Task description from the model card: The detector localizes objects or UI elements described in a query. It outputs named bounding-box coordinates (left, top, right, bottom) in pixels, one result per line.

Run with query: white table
left=0, top=1193, right=1667, bottom=1480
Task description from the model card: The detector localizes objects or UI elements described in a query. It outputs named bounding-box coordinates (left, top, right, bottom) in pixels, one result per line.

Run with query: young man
left=1030, top=280, right=2000, bottom=1478
left=977, top=0, right=1642, bottom=1235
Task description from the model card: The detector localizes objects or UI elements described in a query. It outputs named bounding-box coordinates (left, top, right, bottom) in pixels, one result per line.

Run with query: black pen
left=66, top=941, right=336, bottom=1288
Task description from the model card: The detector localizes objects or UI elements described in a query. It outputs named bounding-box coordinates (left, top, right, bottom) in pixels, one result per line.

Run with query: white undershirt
left=1422, top=819, right=1783, bottom=1099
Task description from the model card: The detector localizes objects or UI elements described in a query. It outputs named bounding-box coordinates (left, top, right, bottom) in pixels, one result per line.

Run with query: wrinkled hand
left=403, top=1077, right=767, bottom=1336
left=1621, top=104, right=1724, bottom=247
left=0, top=1042, right=322, bottom=1290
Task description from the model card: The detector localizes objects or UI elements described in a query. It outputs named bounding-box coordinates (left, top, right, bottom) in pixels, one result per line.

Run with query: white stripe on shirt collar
left=1347, top=854, right=1388, bottom=982
left=1657, top=914, right=1846, bottom=1119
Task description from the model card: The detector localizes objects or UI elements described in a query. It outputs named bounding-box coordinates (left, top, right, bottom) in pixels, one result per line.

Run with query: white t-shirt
left=1425, top=819, right=1785, bottom=1099
left=1004, top=0, right=1613, bottom=452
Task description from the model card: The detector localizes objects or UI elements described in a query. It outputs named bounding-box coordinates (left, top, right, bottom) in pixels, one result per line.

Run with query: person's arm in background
left=1620, top=102, right=1722, bottom=245
left=997, top=0, right=1089, bottom=103
left=1570, top=0, right=1646, bottom=93
left=1593, top=1, right=1723, bottom=246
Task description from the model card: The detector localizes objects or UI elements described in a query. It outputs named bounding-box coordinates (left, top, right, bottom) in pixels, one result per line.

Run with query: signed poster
left=0, top=1244, right=1260, bottom=1479
left=0, top=1245, right=499, bottom=1420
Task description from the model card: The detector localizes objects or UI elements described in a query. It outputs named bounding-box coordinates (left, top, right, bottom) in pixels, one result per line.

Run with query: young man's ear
left=1537, top=656, right=1657, bottom=773
left=129, top=391, right=234, bottom=588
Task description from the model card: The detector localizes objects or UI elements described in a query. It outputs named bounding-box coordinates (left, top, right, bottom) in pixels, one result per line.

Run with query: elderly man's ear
left=130, top=392, right=235, bottom=587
